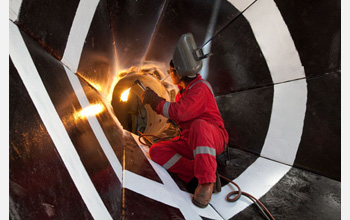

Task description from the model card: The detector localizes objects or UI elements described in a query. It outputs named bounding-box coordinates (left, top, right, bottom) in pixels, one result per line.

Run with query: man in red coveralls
left=141, top=60, right=229, bottom=208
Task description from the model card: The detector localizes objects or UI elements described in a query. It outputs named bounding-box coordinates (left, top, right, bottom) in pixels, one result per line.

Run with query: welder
left=141, top=33, right=229, bottom=208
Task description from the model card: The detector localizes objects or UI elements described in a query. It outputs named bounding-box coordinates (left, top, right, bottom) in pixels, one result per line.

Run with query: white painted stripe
left=227, top=0, right=306, bottom=164
left=163, top=153, right=182, bottom=170
left=9, top=0, right=22, bottom=22
left=124, top=170, right=178, bottom=207
left=210, top=0, right=307, bottom=218
left=211, top=158, right=291, bottom=219
left=228, top=0, right=305, bottom=83
left=236, top=0, right=307, bottom=165
left=63, top=66, right=123, bottom=181
left=201, top=0, right=222, bottom=80
left=9, top=21, right=112, bottom=220
left=131, top=134, right=223, bottom=220
left=243, top=0, right=305, bottom=83
left=260, top=79, right=307, bottom=165
left=61, top=0, right=100, bottom=73
left=227, top=0, right=255, bottom=12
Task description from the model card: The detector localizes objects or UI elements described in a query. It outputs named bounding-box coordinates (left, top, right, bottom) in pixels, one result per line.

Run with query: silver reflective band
left=163, top=101, right=171, bottom=118
left=193, top=146, right=216, bottom=157
left=188, top=80, right=214, bottom=97
left=163, top=154, right=182, bottom=170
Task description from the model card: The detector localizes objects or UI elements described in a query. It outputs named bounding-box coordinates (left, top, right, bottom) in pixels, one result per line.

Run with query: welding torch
left=133, top=79, right=147, bottom=91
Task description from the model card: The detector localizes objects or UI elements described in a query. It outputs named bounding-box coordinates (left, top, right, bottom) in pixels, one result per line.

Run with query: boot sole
left=192, top=197, right=209, bottom=208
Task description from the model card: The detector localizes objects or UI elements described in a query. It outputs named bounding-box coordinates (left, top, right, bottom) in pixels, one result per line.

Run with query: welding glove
left=141, top=88, right=165, bottom=111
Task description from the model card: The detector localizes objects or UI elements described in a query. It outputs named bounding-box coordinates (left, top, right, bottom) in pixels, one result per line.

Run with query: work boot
left=192, top=183, right=214, bottom=208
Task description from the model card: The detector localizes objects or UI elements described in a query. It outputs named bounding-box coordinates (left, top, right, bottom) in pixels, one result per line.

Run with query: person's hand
left=141, top=88, right=157, bottom=104
left=141, top=88, right=164, bottom=110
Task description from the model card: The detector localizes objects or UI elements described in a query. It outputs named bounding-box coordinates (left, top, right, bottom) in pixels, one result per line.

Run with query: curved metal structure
left=9, top=0, right=340, bottom=219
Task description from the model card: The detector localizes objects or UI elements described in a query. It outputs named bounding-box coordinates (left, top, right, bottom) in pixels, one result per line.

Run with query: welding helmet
left=172, top=33, right=203, bottom=78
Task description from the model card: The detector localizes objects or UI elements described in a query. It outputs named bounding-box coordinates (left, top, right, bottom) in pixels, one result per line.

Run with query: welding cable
left=199, top=0, right=258, bottom=49
left=219, top=174, right=275, bottom=220
left=137, top=131, right=182, bottom=147
left=137, top=119, right=182, bottom=146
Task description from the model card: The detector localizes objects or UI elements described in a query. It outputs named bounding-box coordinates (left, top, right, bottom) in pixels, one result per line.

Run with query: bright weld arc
left=120, top=88, right=131, bottom=102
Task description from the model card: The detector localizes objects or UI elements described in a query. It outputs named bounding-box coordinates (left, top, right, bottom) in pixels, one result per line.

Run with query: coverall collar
left=178, top=74, right=203, bottom=94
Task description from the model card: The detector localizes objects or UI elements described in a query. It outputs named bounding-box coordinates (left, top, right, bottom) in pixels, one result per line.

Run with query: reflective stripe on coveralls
left=188, top=80, right=214, bottom=97
left=193, top=146, right=216, bottom=157
left=162, top=80, right=214, bottom=119
left=151, top=75, right=228, bottom=184
left=163, top=101, right=171, bottom=118
left=163, top=153, right=182, bottom=170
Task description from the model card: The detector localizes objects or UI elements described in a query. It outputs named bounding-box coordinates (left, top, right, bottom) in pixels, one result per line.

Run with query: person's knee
left=149, top=143, right=165, bottom=161
left=149, top=144, right=158, bottom=160
left=191, top=119, right=207, bottom=128
left=190, top=119, right=209, bottom=134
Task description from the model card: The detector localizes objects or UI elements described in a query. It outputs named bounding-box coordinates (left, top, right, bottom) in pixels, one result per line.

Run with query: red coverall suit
left=149, top=75, right=229, bottom=184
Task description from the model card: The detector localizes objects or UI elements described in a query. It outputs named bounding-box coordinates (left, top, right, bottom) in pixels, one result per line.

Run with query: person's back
left=167, top=74, right=227, bottom=134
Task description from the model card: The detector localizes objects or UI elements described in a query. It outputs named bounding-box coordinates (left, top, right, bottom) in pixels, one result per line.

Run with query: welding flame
left=120, top=88, right=131, bottom=102
left=75, top=103, right=104, bottom=119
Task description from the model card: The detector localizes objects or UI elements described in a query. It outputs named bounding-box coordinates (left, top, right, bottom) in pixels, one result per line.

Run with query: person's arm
left=141, top=88, right=165, bottom=111
left=155, top=85, right=207, bottom=122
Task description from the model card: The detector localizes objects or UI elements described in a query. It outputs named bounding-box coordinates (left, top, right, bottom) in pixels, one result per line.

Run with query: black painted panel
left=124, top=132, right=163, bottom=183
left=295, top=72, right=341, bottom=181
left=143, top=0, right=213, bottom=63
left=142, top=0, right=272, bottom=95
left=20, top=27, right=123, bottom=217
left=17, top=0, right=80, bottom=59
left=143, top=0, right=243, bottom=64
left=124, top=189, right=184, bottom=219
left=232, top=167, right=341, bottom=220
left=106, top=0, right=166, bottom=70
left=10, top=58, right=93, bottom=220
left=274, top=0, right=341, bottom=77
left=78, top=0, right=117, bottom=98
left=207, top=15, right=273, bottom=95
left=216, top=86, right=274, bottom=156
left=216, top=148, right=259, bottom=186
